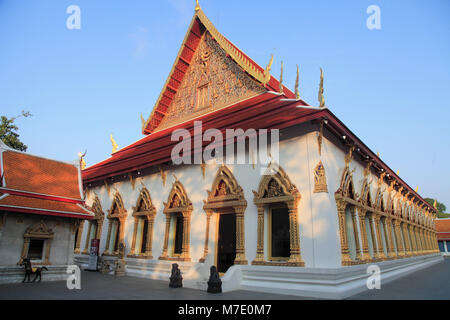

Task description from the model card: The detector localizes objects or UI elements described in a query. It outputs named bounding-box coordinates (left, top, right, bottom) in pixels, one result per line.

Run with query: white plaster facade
left=75, top=124, right=442, bottom=298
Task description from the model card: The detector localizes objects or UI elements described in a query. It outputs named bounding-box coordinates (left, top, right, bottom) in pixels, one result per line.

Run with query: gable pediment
left=142, top=8, right=292, bottom=135
left=155, top=31, right=266, bottom=131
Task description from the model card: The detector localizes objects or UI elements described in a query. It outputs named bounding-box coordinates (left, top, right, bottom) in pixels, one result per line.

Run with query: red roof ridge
left=0, top=141, right=77, bottom=168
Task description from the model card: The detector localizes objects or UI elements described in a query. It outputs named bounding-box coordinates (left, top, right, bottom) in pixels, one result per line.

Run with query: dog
left=19, top=258, right=48, bottom=283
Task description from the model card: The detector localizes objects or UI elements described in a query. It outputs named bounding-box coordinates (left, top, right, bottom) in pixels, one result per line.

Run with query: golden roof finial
left=110, top=134, right=118, bottom=154
left=295, top=65, right=300, bottom=100
left=279, top=61, right=284, bottom=94
left=78, top=150, right=87, bottom=170
left=433, top=199, right=437, bottom=209
left=140, top=113, right=146, bottom=132
left=415, top=186, right=419, bottom=193
left=318, top=67, right=325, bottom=108
left=195, top=0, right=200, bottom=12
left=263, top=54, right=274, bottom=85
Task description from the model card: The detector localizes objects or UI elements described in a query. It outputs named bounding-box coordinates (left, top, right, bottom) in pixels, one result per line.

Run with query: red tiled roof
left=0, top=194, right=92, bottom=219
left=436, top=219, right=450, bottom=233
left=2, top=151, right=81, bottom=199
left=0, top=147, right=93, bottom=219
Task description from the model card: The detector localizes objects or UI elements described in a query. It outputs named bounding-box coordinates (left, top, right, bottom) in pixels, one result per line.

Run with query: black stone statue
left=19, top=258, right=48, bottom=283
left=169, top=263, right=183, bottom=288
left=207, top=265, right=222, bottom=293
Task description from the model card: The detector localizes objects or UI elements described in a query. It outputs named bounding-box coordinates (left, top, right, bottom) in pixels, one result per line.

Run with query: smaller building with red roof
left=436, top=218, right=450, bottom=256
left=0, top=141, right=93, bottom=283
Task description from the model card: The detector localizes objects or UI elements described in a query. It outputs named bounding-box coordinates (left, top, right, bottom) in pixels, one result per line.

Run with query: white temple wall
left=80, top=125, right=401, bottom=269
left=0, top=213, right=75, bottom=266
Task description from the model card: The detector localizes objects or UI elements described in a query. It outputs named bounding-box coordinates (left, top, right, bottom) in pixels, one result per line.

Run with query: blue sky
left=1, top=0, right=449, bottom=208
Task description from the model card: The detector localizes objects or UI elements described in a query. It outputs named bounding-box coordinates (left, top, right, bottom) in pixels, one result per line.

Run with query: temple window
left=28, top=239, right=44, bottom=260
left=73, top=220, right=85, bottom=253
left=128, top=189, right=156, bottom=259
left=159, top=181, right=192, bottom=262
left=172, top=213, right=184, bottom=255
left=103, top=193, right=127, bottom=256
left=269, top=206, right=290, bottom=260
left=20, top=220, right=54, bottom=265
left=252, top=165, right=304, bottom=267
left=82, top=196, right=104, bottom=255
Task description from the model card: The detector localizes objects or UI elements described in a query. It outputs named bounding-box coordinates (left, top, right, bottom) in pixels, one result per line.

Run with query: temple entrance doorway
left=216, top=212, right=236, bottom=274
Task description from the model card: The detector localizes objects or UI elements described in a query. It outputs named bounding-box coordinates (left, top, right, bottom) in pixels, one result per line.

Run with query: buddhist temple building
left=74, top=4, right=442, bottom=298
left=436, top=218, right=450, bottom=256
left=0, top=141, right=94, bottom=283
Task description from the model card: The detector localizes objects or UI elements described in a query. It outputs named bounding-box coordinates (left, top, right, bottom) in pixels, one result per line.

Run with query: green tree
left=425, top=198, right=449, bottom=218
left=0, top=111, right=32, bottom=152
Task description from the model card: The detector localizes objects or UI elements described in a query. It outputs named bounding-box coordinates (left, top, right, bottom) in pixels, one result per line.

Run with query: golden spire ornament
left=195, top=0, right=200, bottom=12
left=110, top=134, right=118, bottom=154
left=140, top=113, right=146, bottom=132
left=263, top=54, right=274, bottom=85
left=318, top=68, right=325, bottom=108
left=78, top=150, right=87, bottom=170
left=295, top=65, right=300, bottom=100
left=279, top=61, right=284, bottom=94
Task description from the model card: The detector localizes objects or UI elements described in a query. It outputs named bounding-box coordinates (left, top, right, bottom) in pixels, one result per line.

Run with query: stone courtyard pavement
left=0, top=257, right=449, bottom=300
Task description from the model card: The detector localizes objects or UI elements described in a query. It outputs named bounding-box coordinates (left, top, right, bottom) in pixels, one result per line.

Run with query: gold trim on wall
left=252, top=164, right=304, bottom=267
left=127, top=187, right=157, bottom=259
left=19, top=220, right=54, bottom=265
left=159, top=180, right=193, bottom=262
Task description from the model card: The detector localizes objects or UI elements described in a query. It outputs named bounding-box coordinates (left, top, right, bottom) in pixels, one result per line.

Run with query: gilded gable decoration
left=253, top=165, right=300, bottom=204
left=128, top=172, right=136, bottom=190
left=163, top=180, right=193, bottom=214
left=107, top=192, right=127, bottom=219
left=104, top=180, right=111, bottom=196
left=156, top=31, right=266, bottom=131
left=359, top=179, right=372, bottom=207
left=317, top=120, right=324, bottom=156
left=375, top=188, right=385, bottom=212
left=132, top=187, right=155, bottom=215
left=344, top=145, right=355, bottom=168
left=377, top=171, right=386, bottom=186
left=336, top=166, right=356, bottom=200
left=24, top=221, right=54, bottom=239
left=313, top=161, right=328, bottom=193
left=204, top=165, right=246, bottom=207
left=160, top=167, right=167, bottom=187
left=92, top=196, right=105, bottom=220
left=363, top=160, right=373, bottom=178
